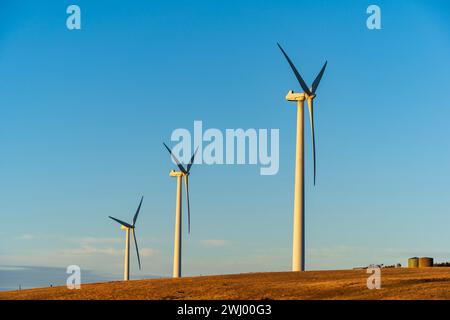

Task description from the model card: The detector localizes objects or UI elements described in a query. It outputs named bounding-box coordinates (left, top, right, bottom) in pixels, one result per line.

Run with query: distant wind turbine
left=278, top=43, right=327, bottom=272
left=163, top=143, right=198, bottom=278
left=109, top=196, right=143, bottom=281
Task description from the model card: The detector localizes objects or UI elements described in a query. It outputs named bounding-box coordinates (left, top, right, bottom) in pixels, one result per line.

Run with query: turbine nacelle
left=286, top=91, right=317, bottom=102
left=286, top=90, right=306, bottom=102
left=169, top=170, right=184, bottom=177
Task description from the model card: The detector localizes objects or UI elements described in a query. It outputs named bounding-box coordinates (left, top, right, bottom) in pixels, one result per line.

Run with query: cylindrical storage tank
left=419, top=257, right=433, bottom=268
left=408, top=257, right=419, bottom=268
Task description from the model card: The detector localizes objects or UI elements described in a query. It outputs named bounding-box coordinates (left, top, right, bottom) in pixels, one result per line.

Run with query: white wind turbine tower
left=278, top=43, right=327, bottom=272
left=109, top=196, right=143, bottom=281
left=163, top=143, right=198, bottom=278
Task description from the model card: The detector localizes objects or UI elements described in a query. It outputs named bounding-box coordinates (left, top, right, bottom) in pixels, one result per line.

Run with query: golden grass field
left=1, top=267, right=450, bottom=300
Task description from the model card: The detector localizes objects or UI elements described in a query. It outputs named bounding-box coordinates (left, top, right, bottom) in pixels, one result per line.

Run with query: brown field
left=1, top=267, right=450, bottom=300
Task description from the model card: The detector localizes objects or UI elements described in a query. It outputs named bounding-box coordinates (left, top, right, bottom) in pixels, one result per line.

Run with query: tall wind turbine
left=163, top=143, right=198, bottom=278
left=278, top=43, right=327, bottom=272
left=109, top=196, right=143, bottom=281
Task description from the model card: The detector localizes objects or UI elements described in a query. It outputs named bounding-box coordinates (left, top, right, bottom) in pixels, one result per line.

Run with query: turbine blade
left=163, top=143, right=187, bottom=173
left=186, top=146, right=199, bottom=173
left=132, top=229, right=141, bottom=270
left=306, top=99, right=317, bottom=185
left=132, top=196, right=144, bottom=226
left=108, top=216, right=133, bottom=229
left=184, top=175, right=191, bottom=234
left=277, top=43, right=312, bottom=95
left=311, top=61, right=327, bottom=94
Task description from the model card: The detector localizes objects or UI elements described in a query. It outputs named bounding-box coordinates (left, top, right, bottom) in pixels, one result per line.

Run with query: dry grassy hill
left=2, top=268, right=450, bottom=300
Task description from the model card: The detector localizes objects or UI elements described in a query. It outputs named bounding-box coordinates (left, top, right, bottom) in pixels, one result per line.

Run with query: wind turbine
left=109, top=196, right=143, bottom=281
left=278, top=43, right=327, bottom=272
left=163, top=143, right=198, bottom=278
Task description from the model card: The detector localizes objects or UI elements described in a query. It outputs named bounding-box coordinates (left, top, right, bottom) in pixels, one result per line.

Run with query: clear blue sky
left=1, top=0, right=450, bottom=289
